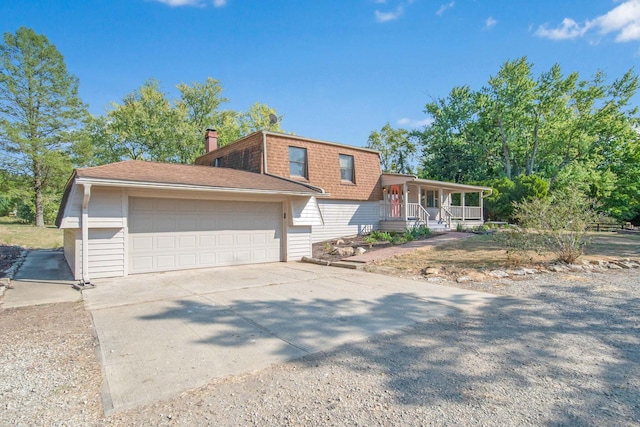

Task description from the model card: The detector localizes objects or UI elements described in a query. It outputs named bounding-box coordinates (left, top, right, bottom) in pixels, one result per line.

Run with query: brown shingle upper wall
left=194, top=132, right=263, bottom=173
left=265, top=134, right=383, bottom=201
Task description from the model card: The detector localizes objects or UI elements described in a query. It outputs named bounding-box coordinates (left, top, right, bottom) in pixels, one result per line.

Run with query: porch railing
left=379, top=202, right=430, bottom=226
left=407, top=203, right=430, bottom=225
left=447, top=206, right=483, bottom=220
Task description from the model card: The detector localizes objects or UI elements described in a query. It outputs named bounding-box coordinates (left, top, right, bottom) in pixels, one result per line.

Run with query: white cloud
left=151, top=0, right=227, bottom=7
left=375, top=6, right=404, bottom=23
left=535, top=17, right=592, bottom=40
left=397, top=117, right=434, bottom=128
left=485, top=16, right=497, bottom=30
left=436, top=1, right=454, bottom=17
left=535, top=0, right=640, bottom=42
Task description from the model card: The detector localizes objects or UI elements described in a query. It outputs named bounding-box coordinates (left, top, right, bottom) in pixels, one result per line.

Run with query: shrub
left=0, top=195, right=12, bottom=216
left=369, top=230, right=393, bottom=242
left=506, top=190, right=597, bottom=263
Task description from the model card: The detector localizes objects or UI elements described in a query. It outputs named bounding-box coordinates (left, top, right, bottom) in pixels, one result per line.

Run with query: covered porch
left=379, top=174, right=492, bottom=232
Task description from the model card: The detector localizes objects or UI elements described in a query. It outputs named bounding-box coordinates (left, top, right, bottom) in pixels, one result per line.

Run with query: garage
left=56, top=160, right=322, bottom=281
left=128, top=197, right=283, bottom=274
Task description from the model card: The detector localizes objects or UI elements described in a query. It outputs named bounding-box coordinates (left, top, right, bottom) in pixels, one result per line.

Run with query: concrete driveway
left=85, top=262, right=498, bottom=413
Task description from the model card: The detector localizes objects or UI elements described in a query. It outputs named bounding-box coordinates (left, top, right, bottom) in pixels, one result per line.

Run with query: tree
left=414, top=57, right=639, bottom=220
left=0, top=27, right=88, bottom=226
left=90, top=78, right=285, bottom=164
left=367, top=123, right=416, bottom=174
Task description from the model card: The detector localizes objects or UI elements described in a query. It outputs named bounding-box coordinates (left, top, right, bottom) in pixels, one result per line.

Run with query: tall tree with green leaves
left=90, top=78, right=285, bottom=164
left=367, top=123, right=416, bottom=174
left=0, top=27, right=88, bottom=226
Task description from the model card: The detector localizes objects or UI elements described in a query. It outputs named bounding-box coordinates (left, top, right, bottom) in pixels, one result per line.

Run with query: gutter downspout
left=81, top=183, right=91, bottom=285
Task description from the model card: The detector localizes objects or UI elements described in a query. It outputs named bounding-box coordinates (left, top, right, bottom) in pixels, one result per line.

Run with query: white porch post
left=479, top=191, right=484, bottom=222
left=81, top=183, right=92, bottom=284
left=418, top=186, right=422, bottom=208
left=439, top=188, right=443, bottom=222
left=403, top=183, right=408, bottom=221
left=462, top=191, right=466, bottom=221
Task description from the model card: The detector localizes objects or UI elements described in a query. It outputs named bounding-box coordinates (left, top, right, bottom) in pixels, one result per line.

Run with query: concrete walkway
left=344, top=231, right=475, bottom=263
left=1, top=250, right=79, bottom=309
left=85, top=262, right=498, bottom=413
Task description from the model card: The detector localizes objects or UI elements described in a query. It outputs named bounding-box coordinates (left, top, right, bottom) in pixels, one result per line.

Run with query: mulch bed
left=0, top=245, right=23, bottom=277
left=312, top=234, right=438, bottom=263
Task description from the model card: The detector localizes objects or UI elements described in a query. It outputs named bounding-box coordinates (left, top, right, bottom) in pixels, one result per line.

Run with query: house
left=57, top=129, right=491, bottom=282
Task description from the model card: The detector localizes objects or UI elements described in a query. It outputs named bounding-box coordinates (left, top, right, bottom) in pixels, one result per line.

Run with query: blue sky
left=2, top=0, right=639, bottom=147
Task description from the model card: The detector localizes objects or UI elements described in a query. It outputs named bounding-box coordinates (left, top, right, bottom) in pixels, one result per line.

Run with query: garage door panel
left=177, top=235, right=196, bottom=248
left=129, top=198, right=282, bottom=274
left=156, top=236, right=176, bottom=249
left=131, top=236, right=153, bottom=250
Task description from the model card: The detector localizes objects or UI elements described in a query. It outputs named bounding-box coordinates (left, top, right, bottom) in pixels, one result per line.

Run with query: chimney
left=205, top=128, right=218, bottom=153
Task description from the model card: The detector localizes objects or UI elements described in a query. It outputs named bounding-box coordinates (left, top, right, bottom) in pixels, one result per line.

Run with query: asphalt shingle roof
left=75, top=160, right=322, bottom=194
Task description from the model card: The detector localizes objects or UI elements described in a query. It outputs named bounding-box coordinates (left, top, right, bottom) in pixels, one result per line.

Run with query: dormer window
left=212, top=157, right=222, bottom=167
left=339, top=154, right=354, bottom=183
left=289, top=146, right=308, bottom=178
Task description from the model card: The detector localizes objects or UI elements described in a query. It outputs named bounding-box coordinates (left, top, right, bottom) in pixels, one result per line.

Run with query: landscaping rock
left=335, top=239, right=345, bottom=245
left=422, top=267, right=440, bottom=275
left=608, top=263, right=623, bottom=269
left=331, top=246, right=355, bottom=257
left=568, top=264, right=584, bottom=271
left=507, top=269, right=527, bottom=276
left=355, top=247, right=367, bottom=255
left=488, top=270, right=509, bottom=278
left=456, top=276, right=474, bottom=283
left=522, top=267, right=537, bottom=275
left=549, top=265, right=568, bottom=272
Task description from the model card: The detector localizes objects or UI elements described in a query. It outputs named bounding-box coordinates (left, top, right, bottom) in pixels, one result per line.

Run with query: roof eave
left=74, top=177, right=326, bottom=197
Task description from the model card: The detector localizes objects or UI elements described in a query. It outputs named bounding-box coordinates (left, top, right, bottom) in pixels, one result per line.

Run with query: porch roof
left=381, top=173, right=492, bottom=193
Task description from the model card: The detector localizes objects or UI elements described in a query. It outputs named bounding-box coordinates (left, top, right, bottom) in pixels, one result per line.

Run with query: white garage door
left=128, top=197, right=283, bottom=274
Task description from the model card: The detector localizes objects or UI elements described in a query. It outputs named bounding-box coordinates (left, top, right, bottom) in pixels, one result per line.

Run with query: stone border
left=0, top=249, right=29, bottom=297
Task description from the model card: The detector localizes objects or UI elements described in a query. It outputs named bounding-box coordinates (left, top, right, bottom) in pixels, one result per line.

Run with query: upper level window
left=212, top=157, right=222, bottom=167
left=339, top=154, right=354, bottom=183
left=289, top=146, right=308, bottom=178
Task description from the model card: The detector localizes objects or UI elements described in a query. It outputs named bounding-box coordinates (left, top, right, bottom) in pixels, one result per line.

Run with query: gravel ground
left=1, top=269, right=639, bottom=426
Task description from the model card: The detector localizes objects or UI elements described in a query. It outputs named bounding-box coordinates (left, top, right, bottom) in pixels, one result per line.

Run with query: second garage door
left=128, top=197, right=283, bottom=274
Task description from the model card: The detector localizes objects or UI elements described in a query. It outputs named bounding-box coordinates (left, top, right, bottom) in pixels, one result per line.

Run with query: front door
left=389, top=185, right=401, bottom=218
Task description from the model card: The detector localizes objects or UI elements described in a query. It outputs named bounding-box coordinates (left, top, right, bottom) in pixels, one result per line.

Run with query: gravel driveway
left=1, top=269, right=639, bottom=426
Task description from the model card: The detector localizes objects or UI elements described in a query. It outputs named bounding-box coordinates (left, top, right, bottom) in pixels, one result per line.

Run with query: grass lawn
left=369, top=231, right=640, bottom=276
left=0, top=216, right=63, bottom=249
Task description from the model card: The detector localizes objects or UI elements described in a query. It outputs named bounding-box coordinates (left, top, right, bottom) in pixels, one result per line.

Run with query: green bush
left=16, top=200, right=34, bottom=223
left=483, top=177, right=515, bottom=221
left=0, top=195, right=12, bottom=216
left=504, top=190, right=597, bottom=263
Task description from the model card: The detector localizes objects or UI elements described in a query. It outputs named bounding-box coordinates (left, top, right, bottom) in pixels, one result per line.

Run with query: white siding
left=286, top=226, right=312, bottom=260
left=88, top=188, right=125, bottom=228
left=77, top=228, right=126, bottom=279
left=63, top=229, right=78, bottom=276
left=311, top=200, right=380, bottom=243
left=290, top=196, right=323, bottom=226
left=59, top=185, right=83, bottom=228
left=60, top=185, right=124, bottom=229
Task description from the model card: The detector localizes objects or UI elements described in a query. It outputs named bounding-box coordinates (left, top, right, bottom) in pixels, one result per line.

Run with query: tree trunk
left=34, top=161, right=45, bottom=227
